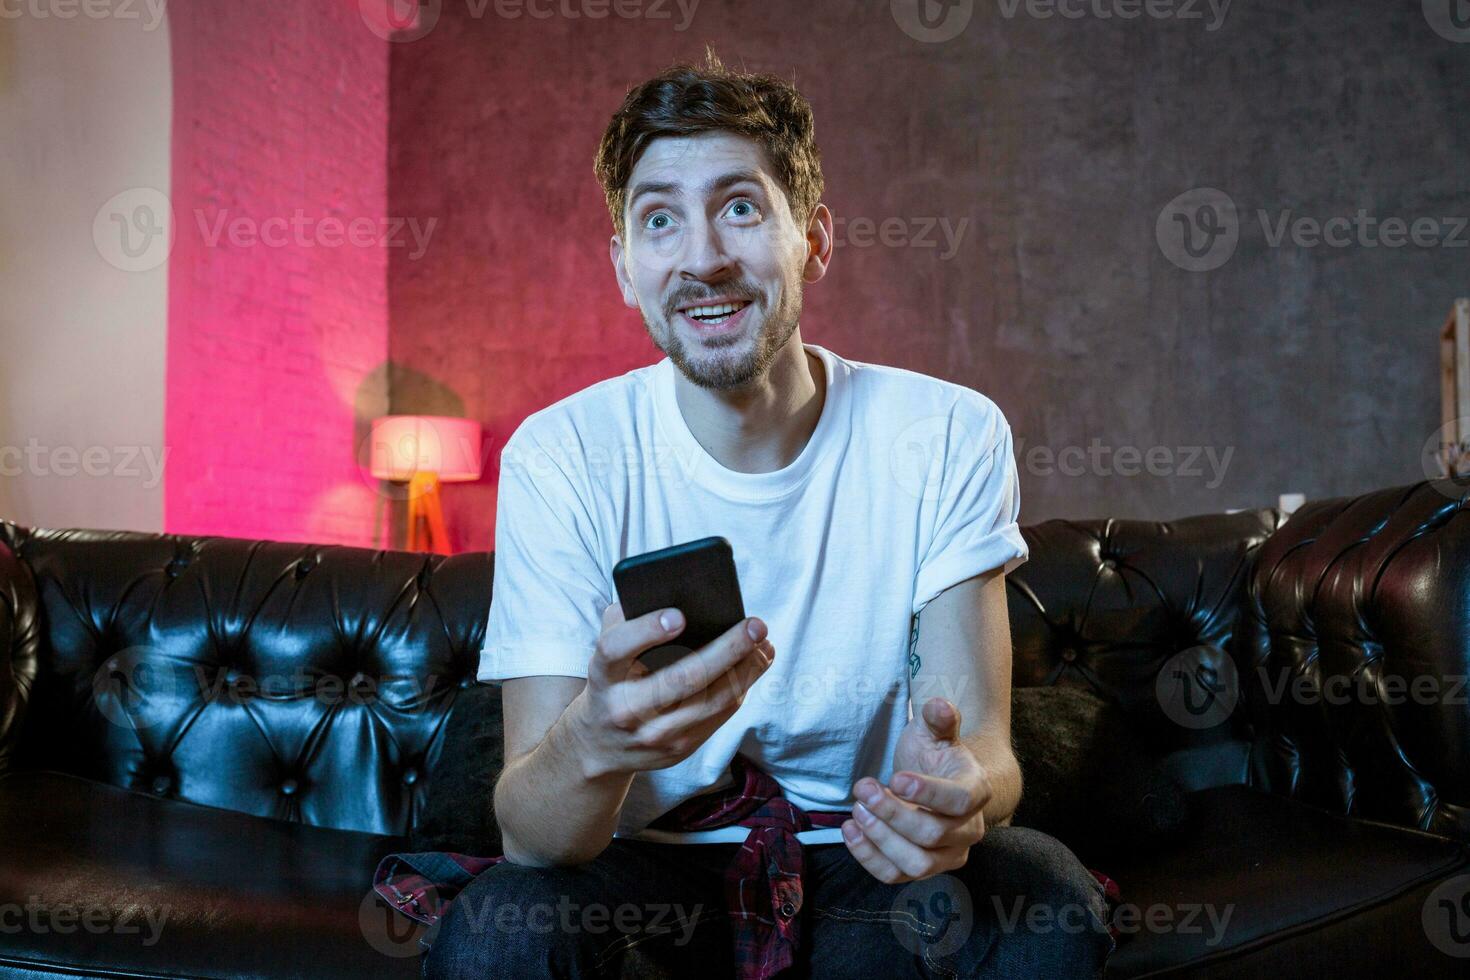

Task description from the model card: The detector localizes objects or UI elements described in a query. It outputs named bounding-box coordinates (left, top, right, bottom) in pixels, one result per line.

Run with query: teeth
left=686, top=302, right=747, bottom=319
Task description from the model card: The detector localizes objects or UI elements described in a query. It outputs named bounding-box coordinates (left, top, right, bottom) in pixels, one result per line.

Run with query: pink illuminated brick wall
left=165, top=1, right=390, bottom=548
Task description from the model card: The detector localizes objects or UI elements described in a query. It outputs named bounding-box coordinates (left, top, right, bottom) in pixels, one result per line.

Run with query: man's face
left=610, top=131, right=827, bottom=390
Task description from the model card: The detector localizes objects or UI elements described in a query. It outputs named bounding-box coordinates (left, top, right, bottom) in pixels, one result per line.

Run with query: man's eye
left=728, top=200, right=758, bottom=219
left=645, top=212, right=673, bottom=231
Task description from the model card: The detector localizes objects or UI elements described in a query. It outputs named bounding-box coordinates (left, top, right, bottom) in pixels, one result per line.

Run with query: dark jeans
left=420, top=826, right=1114, bottom=979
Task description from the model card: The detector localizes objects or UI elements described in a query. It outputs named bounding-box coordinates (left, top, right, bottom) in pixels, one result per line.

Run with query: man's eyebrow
left=627, top=170, right=767, bottom=208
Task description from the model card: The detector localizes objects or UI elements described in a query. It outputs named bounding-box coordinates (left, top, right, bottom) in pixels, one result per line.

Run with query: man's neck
left=670, top=332, right=827, bottom=474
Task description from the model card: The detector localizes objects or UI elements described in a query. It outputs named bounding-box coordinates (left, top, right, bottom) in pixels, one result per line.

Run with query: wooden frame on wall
left=1440, top=299, right=1470, bottom=476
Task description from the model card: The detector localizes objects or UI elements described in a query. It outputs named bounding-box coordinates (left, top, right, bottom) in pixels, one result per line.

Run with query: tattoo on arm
left=908, top=612, right=921, bottom=678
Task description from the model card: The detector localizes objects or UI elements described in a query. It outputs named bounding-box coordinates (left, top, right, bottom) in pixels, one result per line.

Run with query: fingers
left=589, top=606, right=686, bottom=684
left=889, top=770, right=990, bottom=819
left=846, top=794, right=971, bottom=882
left=637, top=638, right=774, bottom=737
left=854, top=778, right=969, bottom=848
left=841, top=818, right=907, bottom=884
left=625, top=617, right=769, bottom=718
left=922, top=697, right=962, bottom=740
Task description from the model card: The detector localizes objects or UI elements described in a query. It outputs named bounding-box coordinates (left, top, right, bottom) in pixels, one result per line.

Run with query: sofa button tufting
left=281, top=778, right=299, bottom=795
left=1062, top=649, right=1078, bottom=663
left=295, top=558, right=316, bottom=579
left=151, top=776, right=171, bottom=795
left=403, top=768, right=419, bottom=786
left=1101, top=558, right=1118, bottom=571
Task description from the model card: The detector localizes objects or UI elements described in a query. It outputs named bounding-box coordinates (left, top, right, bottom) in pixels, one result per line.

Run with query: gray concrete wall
left=389, top=0, right=1468, bottom=535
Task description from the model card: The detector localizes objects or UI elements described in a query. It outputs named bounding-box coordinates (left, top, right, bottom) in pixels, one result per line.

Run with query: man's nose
left=678, top=219, right=732, bottom=281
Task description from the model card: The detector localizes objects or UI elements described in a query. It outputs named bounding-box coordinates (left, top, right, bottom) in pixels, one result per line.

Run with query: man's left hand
left=842, top=697, right=991, bottom=884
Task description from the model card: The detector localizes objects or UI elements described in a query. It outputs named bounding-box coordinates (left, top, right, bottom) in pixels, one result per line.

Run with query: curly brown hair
left=594, top=51, right=825, bottom=239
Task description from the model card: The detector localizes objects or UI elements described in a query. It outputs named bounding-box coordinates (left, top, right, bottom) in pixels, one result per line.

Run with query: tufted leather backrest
left=1238, top=479, right=1470, bottom=840
left=0, top=536, right=41, bottom=772
left=7, top=484, right=1462, bottom=842
left=1006, top=508, right=1283, bottom=790
left=0, top=522, right=490, bottom=837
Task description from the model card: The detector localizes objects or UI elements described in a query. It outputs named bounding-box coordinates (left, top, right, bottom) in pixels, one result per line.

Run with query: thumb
left=921, top=697, right=961, bottom=741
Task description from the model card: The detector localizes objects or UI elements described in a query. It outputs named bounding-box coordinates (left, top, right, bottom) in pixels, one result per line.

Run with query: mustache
left=664, top=283, right=761, bottom=318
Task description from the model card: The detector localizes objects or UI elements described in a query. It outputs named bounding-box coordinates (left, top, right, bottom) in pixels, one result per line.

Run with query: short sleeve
left=478, top=429, right=609, bottom=681
left=911, top=403, right=1028, bottom=616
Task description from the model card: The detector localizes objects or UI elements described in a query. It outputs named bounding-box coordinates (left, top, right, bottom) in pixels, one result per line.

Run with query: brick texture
left=166, top=0, right=390, bottom=548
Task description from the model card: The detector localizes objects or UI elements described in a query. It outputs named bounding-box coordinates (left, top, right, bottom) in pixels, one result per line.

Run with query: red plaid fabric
left=371, top=755, right=1122, bottom=977
left=1091, top=867, right=1123, bottom=939
left=644, top=753, right=848, bottom=978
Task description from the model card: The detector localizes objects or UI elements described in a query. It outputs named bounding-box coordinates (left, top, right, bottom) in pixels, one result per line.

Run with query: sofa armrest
left=0, top=531, right=40, bottom=774
left=1239, top=480, right=1470, bottom=841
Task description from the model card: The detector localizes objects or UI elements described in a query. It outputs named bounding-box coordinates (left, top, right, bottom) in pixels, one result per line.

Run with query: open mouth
left=679, top=300, right=752, bottom=329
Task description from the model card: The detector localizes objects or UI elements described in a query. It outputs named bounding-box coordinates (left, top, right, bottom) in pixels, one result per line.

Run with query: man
left=424, top=54, right=1112, bottom=978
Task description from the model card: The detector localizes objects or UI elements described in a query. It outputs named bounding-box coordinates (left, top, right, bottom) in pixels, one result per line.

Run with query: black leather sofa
left=2, top=478, right=1468, bottom=978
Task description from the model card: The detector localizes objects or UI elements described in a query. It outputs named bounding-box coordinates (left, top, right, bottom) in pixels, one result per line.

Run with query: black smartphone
left=612, top=536, right=747, bottom=671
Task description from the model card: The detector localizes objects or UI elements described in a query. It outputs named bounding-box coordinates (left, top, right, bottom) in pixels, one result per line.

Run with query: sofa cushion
left=0, top=770, right=425, bottom=979
left=1010, top=684, right=1188, bottom=864
left=1100, top=784, right=1470, bottom=977
left=409, top=681, right=504, bottom=854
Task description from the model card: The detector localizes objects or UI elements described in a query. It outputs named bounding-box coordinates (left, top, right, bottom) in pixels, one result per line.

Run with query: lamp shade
left=369, top=415, right=483, bottom=483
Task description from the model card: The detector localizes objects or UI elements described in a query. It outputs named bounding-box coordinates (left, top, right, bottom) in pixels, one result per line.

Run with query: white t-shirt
left=479, top=342, right=1027, bottom=844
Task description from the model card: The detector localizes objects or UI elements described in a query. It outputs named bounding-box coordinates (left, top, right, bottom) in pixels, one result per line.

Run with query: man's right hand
left=565, top=601, right=775, bottom=778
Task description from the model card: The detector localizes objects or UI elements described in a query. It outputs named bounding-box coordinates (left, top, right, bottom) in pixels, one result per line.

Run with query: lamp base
left=406, top=471, right=451, bottom=554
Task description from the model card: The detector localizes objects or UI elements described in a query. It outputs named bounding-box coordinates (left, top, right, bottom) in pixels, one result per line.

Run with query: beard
left=643, top=276, right=804, bottom=391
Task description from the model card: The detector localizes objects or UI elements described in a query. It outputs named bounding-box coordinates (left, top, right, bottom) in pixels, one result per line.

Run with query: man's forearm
left=962, top=734, right=1022, bottom=827
left=495, top=704, right=634, bottom=867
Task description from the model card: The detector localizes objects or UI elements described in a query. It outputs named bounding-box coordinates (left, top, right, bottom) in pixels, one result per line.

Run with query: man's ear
left=609, top=233, right=640, bottom=310
left=802, top=203, right=834, bottom=284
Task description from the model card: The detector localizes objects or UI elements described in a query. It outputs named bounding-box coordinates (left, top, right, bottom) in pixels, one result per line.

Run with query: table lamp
left=369, top=415, right=483, bottom=554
